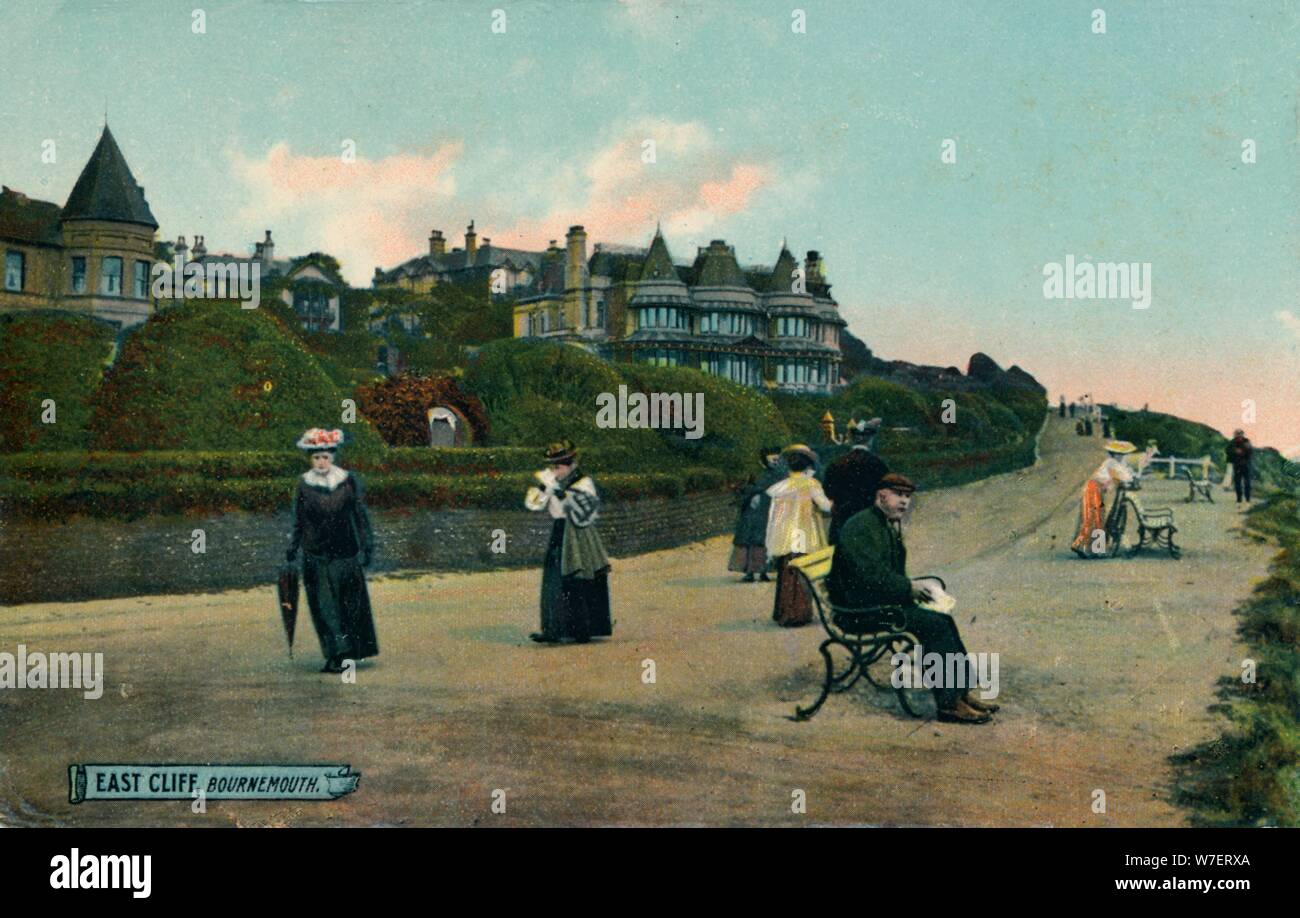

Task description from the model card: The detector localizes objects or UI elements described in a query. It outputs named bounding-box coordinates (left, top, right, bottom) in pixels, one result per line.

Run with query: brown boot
left=964, top=693, right=1001, bottom=714
left=936, top=699, right=992, bottom=724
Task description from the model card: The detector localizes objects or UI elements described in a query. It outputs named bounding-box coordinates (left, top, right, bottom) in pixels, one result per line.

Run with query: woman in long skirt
left=1071, top=440, right=1136, bottom=557
left=728, top=446, right=784, bottom=581
left=524, top=440, right=612, bottom=644
left=766, top=444, right=832, bottom=627
left=286, top=428, right=379, bottom=672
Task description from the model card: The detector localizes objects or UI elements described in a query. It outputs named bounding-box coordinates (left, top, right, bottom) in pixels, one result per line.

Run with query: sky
left=1, top=0, right=1296, bottom=453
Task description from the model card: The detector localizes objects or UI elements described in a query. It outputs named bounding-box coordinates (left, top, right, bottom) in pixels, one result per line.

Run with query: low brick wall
left=0, top=490, right=739, bottom=605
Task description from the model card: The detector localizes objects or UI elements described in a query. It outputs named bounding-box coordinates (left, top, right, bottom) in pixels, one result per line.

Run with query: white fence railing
left=1142, top=453, right=1214, bottom=480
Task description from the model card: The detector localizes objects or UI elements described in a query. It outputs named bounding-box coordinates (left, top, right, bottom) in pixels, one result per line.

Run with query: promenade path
left=0, top=415, right=1273, bottom=825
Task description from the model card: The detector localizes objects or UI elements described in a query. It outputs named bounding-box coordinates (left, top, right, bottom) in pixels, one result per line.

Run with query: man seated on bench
left=826, top=473, right=999, bottom=725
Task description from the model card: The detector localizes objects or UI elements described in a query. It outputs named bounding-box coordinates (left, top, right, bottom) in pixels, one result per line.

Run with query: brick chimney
left=429, top=229, right=445, bottom=257
left=565, top=225, right=587, bottom=291
left=174, top=235, right=188, bottom=263
left=261, top=230, right=275, bottom=268
left=192, top=235, right=207, bottom=260
left=804, top=250, right=824, bottom=286
left=465, top=220, right=477, bottom=261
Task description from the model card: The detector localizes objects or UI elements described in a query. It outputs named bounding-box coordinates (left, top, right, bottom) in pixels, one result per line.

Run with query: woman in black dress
left=285, top=428, right=378, bottom=672
left=524, top=440, right=612, bottom=644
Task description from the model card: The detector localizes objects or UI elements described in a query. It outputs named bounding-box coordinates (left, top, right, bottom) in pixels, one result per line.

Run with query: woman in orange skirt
left=1071, top=441, right=1136, bottom=557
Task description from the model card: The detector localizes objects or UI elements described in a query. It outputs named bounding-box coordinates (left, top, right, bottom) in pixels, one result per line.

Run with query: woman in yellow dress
left=765, top=444, right=832, bottom=626
left=1071, top=440, right=1136, bottom=558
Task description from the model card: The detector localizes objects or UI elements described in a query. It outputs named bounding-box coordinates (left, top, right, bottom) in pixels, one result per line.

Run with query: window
left=293, top=288, right=334, bottom=331
left=640, top=348, right=684, bottom=367
left=637, top=306, right=686, bottom=330
left=4, top=251, right=24, bottom=291
left=703, top=352, right=757, bottom=385
left=777, top=316, right=809, bottom=338
left=133, top=261, right=149, bottom=298
left=71, top=256, right=86, bottom=293
left=100, top=256, right=123, bottom=295
left=776, top=360, right=826, bottom=386
left=595, top=298, right=606, bottom=329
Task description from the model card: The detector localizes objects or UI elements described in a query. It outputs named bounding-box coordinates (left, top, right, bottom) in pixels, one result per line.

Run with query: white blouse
left=524, top=469, right=601, bottom=526
left=1092, top=456, right=1135, bottom=489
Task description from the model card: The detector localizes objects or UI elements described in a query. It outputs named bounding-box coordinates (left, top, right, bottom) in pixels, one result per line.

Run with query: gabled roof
left=0, top=187, right=63, bottom=247
left=62, top=126, right=158, bottom=228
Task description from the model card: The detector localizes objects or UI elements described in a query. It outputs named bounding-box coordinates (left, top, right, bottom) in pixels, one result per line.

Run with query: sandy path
left=0, top=416, right=1273, bottom=826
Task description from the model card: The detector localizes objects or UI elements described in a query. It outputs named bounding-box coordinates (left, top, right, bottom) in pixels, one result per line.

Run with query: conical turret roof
left=640, top=227, right=678, bottom=281
left=769, top=243, right=799, bottom=293
left=694, top=239, right=747, bottom=287
left=62, top=126, right=158, bottom=228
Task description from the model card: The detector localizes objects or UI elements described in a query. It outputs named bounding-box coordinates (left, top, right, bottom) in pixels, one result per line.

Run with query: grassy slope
left=1170, top=491, right=1300, bottom=826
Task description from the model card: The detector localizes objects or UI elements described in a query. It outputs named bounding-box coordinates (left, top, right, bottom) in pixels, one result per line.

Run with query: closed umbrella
left=277, top=564, right=300, bottom=657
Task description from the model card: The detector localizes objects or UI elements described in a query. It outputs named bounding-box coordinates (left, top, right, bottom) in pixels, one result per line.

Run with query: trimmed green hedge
left=0, top=467, right=730, bottom=519
left=0, top=445, right=643, bottom=483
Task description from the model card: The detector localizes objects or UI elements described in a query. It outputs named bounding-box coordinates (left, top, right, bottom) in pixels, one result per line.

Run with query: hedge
left=0, top=445, right=644, bottom=483
left=0, top=467, right=730, bottom=520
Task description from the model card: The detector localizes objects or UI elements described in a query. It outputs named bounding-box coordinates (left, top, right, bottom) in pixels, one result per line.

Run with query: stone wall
left=0, top=490, right=739, bottom=605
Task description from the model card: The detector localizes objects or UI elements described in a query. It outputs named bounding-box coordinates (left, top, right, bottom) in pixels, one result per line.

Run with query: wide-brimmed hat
left=544, top=439, right=577, bottom=465
left=877, top=472, right=916, bottom=494
left=1104, top=440, right=1136, bottom=455
left=782, top=443, right=819, bottom=464
left=296, top=428, right=344, bottom=452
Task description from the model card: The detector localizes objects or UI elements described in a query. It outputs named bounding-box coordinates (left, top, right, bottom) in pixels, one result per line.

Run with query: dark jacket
left=826, top=505, right=912, bottom=610
left=733, top=463, right=785, bottom=547
left=823, top=447, right=890, bottom=544
left=288, top=471, right=373, bottom=561
left=1226, top=436, right=1254, bottom=471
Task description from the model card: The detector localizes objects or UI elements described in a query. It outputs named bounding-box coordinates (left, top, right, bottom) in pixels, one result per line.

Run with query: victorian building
left=0, top=125, right=158, bottom=328
left=372, top=220, right=541, bottom=297
left=512, top=225, right=845, bottom=394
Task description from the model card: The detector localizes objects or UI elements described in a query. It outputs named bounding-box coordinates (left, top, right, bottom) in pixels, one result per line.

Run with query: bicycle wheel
left=1106, top=502, right=1127, bottom=557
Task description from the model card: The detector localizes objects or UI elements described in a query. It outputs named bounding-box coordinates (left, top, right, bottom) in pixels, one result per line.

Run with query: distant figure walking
left=1084, top=417, right=1094, bottom=436
left=1101, top=417, right=1112, bottom=439
left=1069, top=401, right=1076, bottom=418
left=1059, top=395, right=1067, bottom=418
left=524, top=440, right=613, bottom=644
left=766, top=444, right=832, bottom=627
left=1226, top=429, right=1254, bottom=504
left=1071, top=440, right=1136, bottom=558
left=729, top=446, right=785, bottom=582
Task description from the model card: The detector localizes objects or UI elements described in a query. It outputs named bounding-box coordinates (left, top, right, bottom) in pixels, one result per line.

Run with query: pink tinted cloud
left=231, top=141, right=462, bottom=282
left=492, top=125, right=774, bottom=249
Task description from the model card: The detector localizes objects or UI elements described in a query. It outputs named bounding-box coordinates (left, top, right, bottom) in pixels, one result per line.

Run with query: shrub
left=88, top=300, right=385, bottom=455
left=354, top=374, right=490, bottom=446
left=0, top=312, right=117, bottom=452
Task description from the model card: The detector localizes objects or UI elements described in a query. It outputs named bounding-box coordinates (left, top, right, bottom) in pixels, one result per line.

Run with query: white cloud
left=1277, top=309, right=1300, bottom=340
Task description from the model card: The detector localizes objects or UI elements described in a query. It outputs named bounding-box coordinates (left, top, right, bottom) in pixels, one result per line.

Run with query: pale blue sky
left=1, top=0, right=1295, bottom=450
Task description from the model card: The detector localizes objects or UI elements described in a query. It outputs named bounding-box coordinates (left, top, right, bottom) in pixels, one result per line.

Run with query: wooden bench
left=788, top=547, right=941, bottom=721
left=1182, top=467, right=1213, bottom=503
